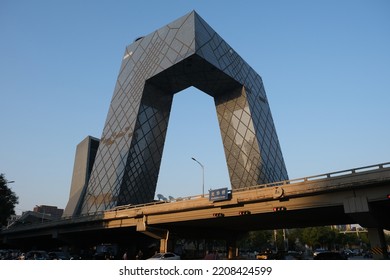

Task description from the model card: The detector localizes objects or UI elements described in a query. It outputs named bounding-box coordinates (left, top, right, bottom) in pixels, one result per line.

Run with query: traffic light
left=273, top=206, right=287, bottom=212
left=213, top=213, right=225, bottom=217
left=239, top=210, right=251, bottom=215
left=387, top=194, right=390, bottom=199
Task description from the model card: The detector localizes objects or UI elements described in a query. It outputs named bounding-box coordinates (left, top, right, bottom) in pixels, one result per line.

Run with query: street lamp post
left=191, top=157, right=204, bottom=197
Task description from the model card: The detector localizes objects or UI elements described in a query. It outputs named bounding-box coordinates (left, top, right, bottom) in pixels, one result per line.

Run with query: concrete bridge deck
left=1, top=162, right=390, bottom=258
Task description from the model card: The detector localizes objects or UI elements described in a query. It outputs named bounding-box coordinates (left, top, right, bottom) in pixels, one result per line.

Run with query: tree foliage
left=239, top=227, right=381, bottom=252
left=300, top=226, right=337, bottom=249
left=0, top=174, right=19, bottom=227
left=238, top=230, right=273, bottom=251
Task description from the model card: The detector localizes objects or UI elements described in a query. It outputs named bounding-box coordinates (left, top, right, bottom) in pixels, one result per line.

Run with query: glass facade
left=80, top=11, right=288, bottom=215
left=64, top=136, right=99, bottom=217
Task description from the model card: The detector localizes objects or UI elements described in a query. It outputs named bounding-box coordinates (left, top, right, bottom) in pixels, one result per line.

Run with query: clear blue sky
left=1, top=0, right=389, bottom=214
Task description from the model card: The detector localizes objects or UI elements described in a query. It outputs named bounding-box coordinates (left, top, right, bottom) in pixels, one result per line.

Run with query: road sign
left=209, top=188, right=230, bottom=202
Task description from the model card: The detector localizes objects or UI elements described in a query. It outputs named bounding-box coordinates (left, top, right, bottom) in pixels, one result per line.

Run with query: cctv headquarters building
left=64, top=11, right=288, bottom=217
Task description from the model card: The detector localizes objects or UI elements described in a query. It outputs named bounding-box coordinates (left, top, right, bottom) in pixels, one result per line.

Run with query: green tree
left=0, top=174, right=19, bottom=227
left=336, top=231, right=360, bottom=248
left=287, top=228, right=306, bottom=251
left=238, top=230, right=273, bottom=251
left=301, top=226, right=337, bottom=249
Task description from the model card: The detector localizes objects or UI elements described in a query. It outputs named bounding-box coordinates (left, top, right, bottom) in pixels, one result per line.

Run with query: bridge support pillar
left=159, top=235, right=174, bottom=254
left=226, top=238, right=238, bottom=259
left=136, top=216, right=171, bottom=253
left=343, top=197, right=388, bottom=259
left=367, top=228, right=388, bottom=260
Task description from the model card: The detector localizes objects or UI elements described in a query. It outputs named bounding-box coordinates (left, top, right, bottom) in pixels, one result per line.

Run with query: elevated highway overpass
left=2, top=162, right=390, bottom=258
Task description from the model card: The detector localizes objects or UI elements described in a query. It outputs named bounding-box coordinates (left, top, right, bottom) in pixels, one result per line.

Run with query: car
left=48, top=251, right=70, bottom=260
left=0, top=249, right=22, bottom=260
left=147, top=252, right=180, bottom=260
left=352, top=249, right=362, bottom=256
left=313, top=249, right=327, bottom=257
left=25, top=250, right=50, bottom=260
left=363, top=251, right=373, bottom=258
left=313, top=251, right=346, bottom=260
left=283, top=251, right=303, bottom=260
left=0, top=249, right=9, bottom=260
left=342, top=249, right=354, bottom=257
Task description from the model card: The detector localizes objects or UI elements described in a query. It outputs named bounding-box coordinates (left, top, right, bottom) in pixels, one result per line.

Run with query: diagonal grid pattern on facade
left=79, top=11, right=288, bottom=215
